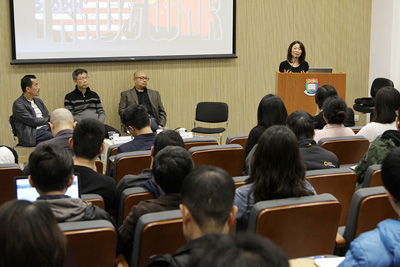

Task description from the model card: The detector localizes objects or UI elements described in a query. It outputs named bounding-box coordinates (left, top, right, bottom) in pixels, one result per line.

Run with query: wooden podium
left=275, top=72, right=346, bottom=115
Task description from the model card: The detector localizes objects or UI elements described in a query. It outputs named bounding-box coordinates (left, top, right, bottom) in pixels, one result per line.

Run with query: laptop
left=15, top=174, right=81, bottom=202
left=308, top=68, right=333, bottom=73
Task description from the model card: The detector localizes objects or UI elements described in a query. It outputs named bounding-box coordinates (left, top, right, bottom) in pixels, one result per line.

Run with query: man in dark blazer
left=118, top=70, right=167, bottom=131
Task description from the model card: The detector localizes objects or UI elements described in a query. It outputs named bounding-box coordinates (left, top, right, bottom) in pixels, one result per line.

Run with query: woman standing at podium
left=279, top=41, right=309, bottom=73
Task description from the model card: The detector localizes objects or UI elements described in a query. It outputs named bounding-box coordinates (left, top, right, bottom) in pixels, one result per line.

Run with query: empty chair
left=132, top=210, right=185, bottom=267
left=341, top=187, right=397, bottom=250
left=118, top=187, right=155, bottom=226
left=0, top=163, right=23, bottom=205
left=113, top=151, right=151, bottom=184
left=59, top=220, right=117, bottom=267
left=191, top=102, right=229, bottom=144
left=318, top=136, right=369, bottom=164
left=183, top=137, right=218, bottom=150
left=306, top=167, right=357, bottom=226
left=81, top=194, right=105, bottom=210
left=248, top=193, right=341, bottom=258
left=225, top=134, right=248, bottom=148
left=362, top=164, right=382, bottom=188
left=188, top=144, right=245, bottom=177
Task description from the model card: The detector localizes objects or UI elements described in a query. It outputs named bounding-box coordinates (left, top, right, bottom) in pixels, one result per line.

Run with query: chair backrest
left=95, top=159, right=104, bottom=174
left=306, top=167, right=357, bottom=226
left=318, top=136, right=369, bottom=164
left=113, top=150, right=151, bottom=184
left=81, top=194, right=105, bottom=210
left=118, top=187, right=155, bottom=226
left=225, top=134, right=248, bottom=148
left=188, top=144, right=245, bottom=177
left=59, top=220, right=117, bottom=267
left=343, top=187, right=397, bottom=249
left=371, top=77, right=394, bottom=98
left=0, top=163, right=23, bottom=205
left=248, top=194, right=341, bottom=258
left=132, top=210, right=184, bottom=267
left=362, top=164, right=382, bottom=188
left=195, top=102, right=228, bottom=123
left=105, top=143, right=122, bottom=173
left=183, top=137, right=218, bottom=150
left=350, top=126, right=362, bottom=134
left=233, top=175, right=248, bottom=189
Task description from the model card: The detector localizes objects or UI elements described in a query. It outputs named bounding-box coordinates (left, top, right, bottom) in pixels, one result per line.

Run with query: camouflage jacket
left=355, top=130, right=400, bottom=183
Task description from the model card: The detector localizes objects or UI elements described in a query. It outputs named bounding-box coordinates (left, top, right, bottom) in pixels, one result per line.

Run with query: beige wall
left=0, top=0, right=371, bottom=150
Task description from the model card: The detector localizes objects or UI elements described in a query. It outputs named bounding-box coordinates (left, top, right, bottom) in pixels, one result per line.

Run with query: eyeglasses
left=135, top=76, right=150, bottom=81
left=77, top=76, right=90, bottom=81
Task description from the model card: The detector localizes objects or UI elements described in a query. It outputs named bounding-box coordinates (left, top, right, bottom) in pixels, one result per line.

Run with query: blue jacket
left=339, top=218, right=400, bottom=267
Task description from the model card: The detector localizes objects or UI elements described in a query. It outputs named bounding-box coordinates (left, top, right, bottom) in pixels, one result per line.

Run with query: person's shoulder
left=121, top=87, right=135, bottom=95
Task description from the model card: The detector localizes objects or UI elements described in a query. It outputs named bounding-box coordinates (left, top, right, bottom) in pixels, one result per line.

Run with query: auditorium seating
left=81, top=194, right=105, bottom=210
left=0, top=163, right=23, bottom=205
left=112, top=151, right=151, bottom=184
left=317, top=136, right=369, bottom=164
left=105, top=143, right=122, bottom=173
left=183, top=137, right=218, bottom=150
left=118, top=187, right=155, bottom=226
left=225, top=134, right=248, bottom=148
left=361, top=164, right=382, bottom=188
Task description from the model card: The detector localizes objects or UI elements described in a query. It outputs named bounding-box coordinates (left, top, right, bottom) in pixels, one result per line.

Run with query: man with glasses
left=119, top=70, right=167, bottom=131
left=64, top=68, right=119, bottom=137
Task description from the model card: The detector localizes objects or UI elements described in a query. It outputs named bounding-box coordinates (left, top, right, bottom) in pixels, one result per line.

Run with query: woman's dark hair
left=314, top=85, right=338, bottom=110
left=246, top=125, right=313, bottom=203
left=322, top=96, right=348, bottom=124
left=257, top=94, right=288, bottom=129
left=0, top=200, right=66, bottom=267
left=286, top=40, right=306, bottom=64
left=372, top=86, right=400, bottom=123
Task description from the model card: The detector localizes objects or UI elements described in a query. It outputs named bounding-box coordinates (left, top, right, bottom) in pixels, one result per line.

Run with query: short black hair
left=152, top=146, right=193, bottom=193
left=286, top=111, right=314, bottom=140
left=153, top=130, right=185, bottom=156
left=29, top=145, right=73, bottom=193
left=382, top=147, right=400, bottom=203
left=72, top=68, right=88, bottom=80
left=73, top=119, right=104, bottom=160
left=188, top=233, right=289, bottom=267
left=181, top=166, right=235, bottom=231
left=322, top=96, right=348, bottom=124
left=20, top=75, right=36, bottom=92
left=314, top=85, right=338, bottom=110
left=122, top=104, right=150, bottom=130
left=373, top=87, right=400, bottom=123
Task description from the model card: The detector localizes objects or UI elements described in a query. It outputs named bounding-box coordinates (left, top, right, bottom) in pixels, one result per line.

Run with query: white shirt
left=356, top=121, right=397, bottom=142
left=28, top=100, right=44, bottom=129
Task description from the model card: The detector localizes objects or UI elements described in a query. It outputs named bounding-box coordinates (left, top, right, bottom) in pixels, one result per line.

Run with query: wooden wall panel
left=0, top=0, right=372, bottom=158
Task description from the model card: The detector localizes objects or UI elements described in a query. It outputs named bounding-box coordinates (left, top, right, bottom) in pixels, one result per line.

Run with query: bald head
left=49, top=108, right=74, bottom=134
left=133, top=70, right=149, bottom=91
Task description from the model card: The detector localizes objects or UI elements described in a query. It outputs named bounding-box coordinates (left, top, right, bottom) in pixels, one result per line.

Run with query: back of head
left=286, top=111, right=314, bottom=140
left=248, top=125, right=310, bottom=203
left=322, top=96, right=348, bottom=124
left=257, top=94, right=288, bottom=129
left=188, top=233, right=289, bottom=267
left=152, top=146, right=193, bottom=193
left=72, top=68, right=88, bottom=80
left=382, top=147, right=400, bottom=203
left=314, top=84, right=338, bottom=110
left=29, top=144, right=73, bottom=193
left=73, top=118, right=104, bottom=160
left=181, top=166, right=235, bottom=232
left=373, top=86, right=400, bottom=123
left=50, top=108, right=74, bottom=129
left=122, top=104, right=150, bottom=130
left=0, top=200, right=65, bottom=267
left=153, top=130, right=185, bottom=156
left=20, top=75, right=36, bottom=92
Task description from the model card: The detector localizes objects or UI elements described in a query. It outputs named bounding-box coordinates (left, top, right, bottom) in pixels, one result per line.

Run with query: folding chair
left=225, top=134, right=248, bottom=148
left=113, top=151, right=152, bottom=184
left=318, top=136, right=369, bottom=164
left=361, top=164, right=382, bottom=188
left=183, top=137, right=218, bottom=150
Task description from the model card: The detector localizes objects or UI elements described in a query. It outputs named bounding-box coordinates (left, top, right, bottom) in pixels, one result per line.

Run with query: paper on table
left=314, top=257, right=345, bottom=267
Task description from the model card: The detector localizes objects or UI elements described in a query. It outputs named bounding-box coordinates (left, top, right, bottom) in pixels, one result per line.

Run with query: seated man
left=64, top=68, right=119, bottom=137
left=339, top=147, right=400, bottom=266
left=28, top=144, right=114, bottom=225
left=147, top=166, right=238, bottom=266
left=12, top=75, right=53, bottom=146
left=286, top=110, right=339, bottom=170
left=119, top=146, right=193, bottom=261
left=355, top=109, right=400, bottom=183
left=69, top=118, right=116, bottom=211
left=119, top=70, right=167, bottom=131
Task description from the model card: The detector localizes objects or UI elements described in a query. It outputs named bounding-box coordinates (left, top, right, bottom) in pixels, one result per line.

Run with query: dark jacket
left=12, top=95, right=49, bottom=146
left=299, top=138, right=339, bottom=170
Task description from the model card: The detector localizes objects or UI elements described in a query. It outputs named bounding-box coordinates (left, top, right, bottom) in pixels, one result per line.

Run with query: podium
left=275, top=72, right=346, bottom=115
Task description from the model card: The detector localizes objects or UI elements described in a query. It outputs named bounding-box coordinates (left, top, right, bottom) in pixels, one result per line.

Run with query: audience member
left=245, top=94, right=288, bottom=156
left=313, top=96, right=355, bottom=143
left=12, top=75, right=53, bottom=146
left=147, top=166, right=238, bottom=267
left=69, top=118, right=116, bottom=211
left=355, top=109, right=400, bottom=183
left=235, top=125, right=315, bottom=230
left=356, top=86, right=400, bottom=142
left=339, top=147, right=400, bottom=266
left=119, top=146, right=193, bottom=261
left=0, top=146, right=18, bottom=163
left=314, top=85, right=355, bottom=129
left=286, top=111, right=339, bottom=170
left=0, top=199, right=66, bottom=267
left=119, top=70, right=167, bottom=131
left=188, top=233, right=289, bottom=267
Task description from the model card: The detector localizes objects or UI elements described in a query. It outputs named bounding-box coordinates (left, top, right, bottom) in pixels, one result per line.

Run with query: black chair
left=191, top=102, right=228, bottom=144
